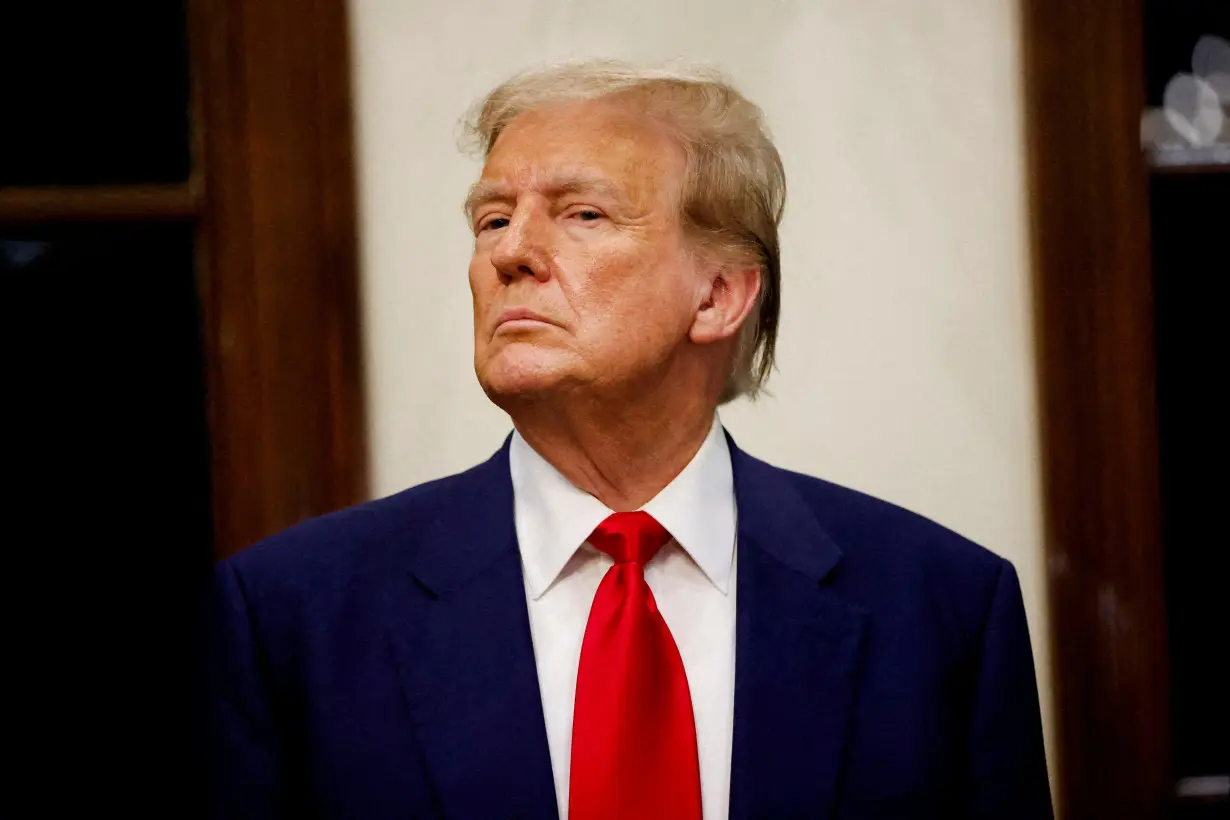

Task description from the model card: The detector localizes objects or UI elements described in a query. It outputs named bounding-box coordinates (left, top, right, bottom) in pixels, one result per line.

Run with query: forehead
left=477, top=99, right=686, bottom=204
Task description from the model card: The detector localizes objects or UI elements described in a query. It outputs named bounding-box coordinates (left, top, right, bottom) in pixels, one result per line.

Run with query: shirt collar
left=510, top=417, right=737, bottom=600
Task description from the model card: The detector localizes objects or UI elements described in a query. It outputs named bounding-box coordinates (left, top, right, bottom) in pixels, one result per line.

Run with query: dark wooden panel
left=0, top=184, right=200, bottom=223
left=191, top=0, right=367, bottom=557
left=1020, top=0, right=1173, bottom=817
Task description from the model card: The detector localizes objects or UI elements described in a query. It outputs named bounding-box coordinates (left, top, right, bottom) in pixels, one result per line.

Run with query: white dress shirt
left=510, top=417, right=738, bottom=820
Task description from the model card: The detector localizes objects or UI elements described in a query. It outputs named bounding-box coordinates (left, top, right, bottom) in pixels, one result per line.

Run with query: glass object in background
left=1141, top=1, right=1230, bottom=168
left=0, top=2, right=191, bottom=187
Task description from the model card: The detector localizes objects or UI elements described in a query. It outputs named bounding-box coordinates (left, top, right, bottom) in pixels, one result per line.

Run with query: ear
left=689, top=263, right=762, bottom=346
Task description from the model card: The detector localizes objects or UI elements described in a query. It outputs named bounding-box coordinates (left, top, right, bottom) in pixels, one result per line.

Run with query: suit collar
left=404, top=439, right=519, bottom=598
left=726, top=431, right=867, bottom=820
left=644, top=418, right=736, bottom=594
left=509, top=417, right=737, bottom=599
left=386, top=437, right=559, bottom=818
left=508, top=430, right=612, bottom=600
left=397, top=432, right=865, bottom=820
left=404, top=429, right=845, bottom=594
left=726, top=430, right=844, bottom=583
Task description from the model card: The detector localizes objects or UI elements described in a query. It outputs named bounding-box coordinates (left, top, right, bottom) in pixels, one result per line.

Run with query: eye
left=571, top=209, right=604, bottom=222
left=478, top=216, right=510, bottom=232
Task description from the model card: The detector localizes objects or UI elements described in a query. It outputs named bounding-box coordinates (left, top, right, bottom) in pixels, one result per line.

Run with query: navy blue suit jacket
left=208, top=435, right=1052, bottom=818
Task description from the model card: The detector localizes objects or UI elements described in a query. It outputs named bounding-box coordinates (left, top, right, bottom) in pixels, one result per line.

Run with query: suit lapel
left=385, top=442, right=559, bottom=819
left=727, top=441, right=868, bottom=820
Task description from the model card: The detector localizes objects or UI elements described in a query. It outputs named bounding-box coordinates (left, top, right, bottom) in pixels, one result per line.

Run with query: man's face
left=467, top=99, right=702, bottom=405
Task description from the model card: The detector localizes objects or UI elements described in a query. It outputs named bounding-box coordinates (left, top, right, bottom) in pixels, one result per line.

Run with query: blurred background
left=0, top=0, right=1224, bottom=817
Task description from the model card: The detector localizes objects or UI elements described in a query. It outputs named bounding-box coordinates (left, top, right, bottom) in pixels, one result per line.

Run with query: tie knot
left=587, top=511, right=672, bottom=566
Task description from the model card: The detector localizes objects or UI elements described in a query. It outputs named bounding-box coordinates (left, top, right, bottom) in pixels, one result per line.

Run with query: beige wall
left=348, top=0, right=1052, bottom=775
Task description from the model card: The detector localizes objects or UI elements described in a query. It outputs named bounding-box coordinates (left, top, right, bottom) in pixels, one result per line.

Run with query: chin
left=476, top=345, right=576, bottom=403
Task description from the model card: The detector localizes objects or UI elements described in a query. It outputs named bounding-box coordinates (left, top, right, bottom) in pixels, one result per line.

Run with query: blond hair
left=462, top=60, right=785, bottom=402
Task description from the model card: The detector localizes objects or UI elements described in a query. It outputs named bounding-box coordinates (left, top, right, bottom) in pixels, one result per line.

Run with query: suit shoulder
left=777, top=465, right=1009, bottom=582
left=219, top=455, right=496, bottom=593
left=761, top=462, right=1014, bottom=649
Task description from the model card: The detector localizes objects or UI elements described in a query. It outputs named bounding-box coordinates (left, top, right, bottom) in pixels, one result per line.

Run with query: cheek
left=468, top=257, right=494, bottom=309
left=572, top=247, right=695, bottom=344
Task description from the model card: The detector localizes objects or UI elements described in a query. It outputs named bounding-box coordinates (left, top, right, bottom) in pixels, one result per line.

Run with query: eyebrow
left=463, top=173, right=627, bottom=221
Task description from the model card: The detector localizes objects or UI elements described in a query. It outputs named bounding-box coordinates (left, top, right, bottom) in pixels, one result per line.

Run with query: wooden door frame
left=0, top=0, right=366, bottom=557
left=191, top=0, right=367, bottom=557
left=1021, top=0, right=1172, bottom=816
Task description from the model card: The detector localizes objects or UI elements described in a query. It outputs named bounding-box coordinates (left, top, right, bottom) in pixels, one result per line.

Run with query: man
left=208, top=61, right=1052, bottom=819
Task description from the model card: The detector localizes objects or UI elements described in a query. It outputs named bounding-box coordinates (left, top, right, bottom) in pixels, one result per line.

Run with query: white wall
left=348, top=0, right=1052, bottom=776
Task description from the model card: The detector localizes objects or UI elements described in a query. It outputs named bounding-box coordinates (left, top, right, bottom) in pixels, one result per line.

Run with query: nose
left=488, top=207, right=552, bottom=284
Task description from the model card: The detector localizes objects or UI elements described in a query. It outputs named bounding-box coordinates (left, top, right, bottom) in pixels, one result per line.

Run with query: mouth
left=495, top=308, right=560, bottom=332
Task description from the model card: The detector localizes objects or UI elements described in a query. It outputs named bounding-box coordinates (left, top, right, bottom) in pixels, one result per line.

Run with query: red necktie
left=568, top=511, right=703, bottom=820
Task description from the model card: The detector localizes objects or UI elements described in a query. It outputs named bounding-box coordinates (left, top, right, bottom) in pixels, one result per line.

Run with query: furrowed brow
left=463, top=181, right=512, bottom=221
left=463, top=174, right=627, bottom=221
left=547, top=177, right=626, bottom=203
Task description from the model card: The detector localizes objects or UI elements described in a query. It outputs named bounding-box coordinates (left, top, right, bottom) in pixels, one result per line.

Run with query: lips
left=496, top=307, right=559, bottom=328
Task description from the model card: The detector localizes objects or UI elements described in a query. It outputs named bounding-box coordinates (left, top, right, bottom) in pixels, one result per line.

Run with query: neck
left=510, top=388, right=718, bottom=512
